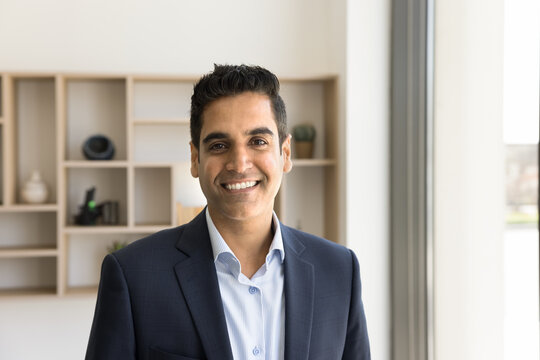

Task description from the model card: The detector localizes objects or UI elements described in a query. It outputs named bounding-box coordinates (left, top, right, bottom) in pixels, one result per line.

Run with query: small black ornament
left=83, top=135, right=115, bottom=160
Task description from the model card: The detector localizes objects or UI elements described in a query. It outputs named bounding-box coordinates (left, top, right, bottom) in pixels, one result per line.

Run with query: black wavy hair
left=190, top=64, right=287, bottom=149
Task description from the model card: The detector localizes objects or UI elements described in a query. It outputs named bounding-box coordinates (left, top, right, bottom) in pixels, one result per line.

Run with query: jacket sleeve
left=342, top=250, right=371, bottom=359
left=86, top=254, right=136, bottom=360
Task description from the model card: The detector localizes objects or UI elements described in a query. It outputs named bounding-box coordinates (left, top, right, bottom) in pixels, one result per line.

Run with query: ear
left=190, top=141, right=199, bottom=178
left=282, top=134, right=293, bottom=173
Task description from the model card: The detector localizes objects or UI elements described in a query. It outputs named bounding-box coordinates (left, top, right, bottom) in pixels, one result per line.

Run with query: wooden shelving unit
left=0, top=72, right=339, bottom=296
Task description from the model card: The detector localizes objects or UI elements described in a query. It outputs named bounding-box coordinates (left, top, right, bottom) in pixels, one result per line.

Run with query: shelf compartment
left=0, top=212, right=57, bottom=249
left=0, top=257, right=56, bottom=292
left=282, top=167, right=327, bottom=239
left=172, top=162, right=206, bottom=224
left=66, top=233, right=147, bottom=289
left=134, top=167, right=172, bottom=226
left=281, top=79, right=336, bottom=160
left=133, top=123, right=191, bottom=163
left=132, top=80, right=193, bottom=120
left=66, top=167, right=128, bottom=226
left=14, top=77, right=57, bottom=205
left=65, top=79, right=127, bottom=161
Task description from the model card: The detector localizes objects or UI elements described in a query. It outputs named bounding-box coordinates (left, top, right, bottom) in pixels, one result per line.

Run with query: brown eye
left=210, top=143, right=227, bottom=151
left=251, top=138, right=267, bottom=146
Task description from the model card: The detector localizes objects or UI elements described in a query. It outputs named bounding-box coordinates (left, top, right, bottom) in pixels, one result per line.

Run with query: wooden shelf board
left=63, top=74, right=127, bottom=80
left=63, top=160, right=129, bottom=168
left=63, top=225, right=167, bottom=234
left=129, top=73, right=338, bottom=83
left=65, top=286, right=98, bottom=297
left=0, top=204, right=58, bottom=212
left=279, top=74, right=338, bottom=82
left=133, top=162, right=175, bottom=168
left=0, top=247, right=57, bottom=258
left=64, top=225, right=131, bottom=234
left=8, top=73, right=56, bottom=79
left=0, top=287, right=57, bottom=297
left=4, top=72, right=337, bottom=82
left=132, top=224, right=173, bottom=233
left=133, top=118, right=189, bottom=125
left=131, top=75, right=199, bottom=82
left=292, top=158, right=337, bottom=167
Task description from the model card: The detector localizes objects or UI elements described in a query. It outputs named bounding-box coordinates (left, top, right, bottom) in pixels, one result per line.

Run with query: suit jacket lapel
left=282, top=226, right=315, bottom=360
left=173, top=211, right=234, bottom=360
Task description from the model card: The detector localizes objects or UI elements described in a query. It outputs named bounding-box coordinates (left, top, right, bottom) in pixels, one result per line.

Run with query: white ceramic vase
left=21, top=170, right=48, bottom=204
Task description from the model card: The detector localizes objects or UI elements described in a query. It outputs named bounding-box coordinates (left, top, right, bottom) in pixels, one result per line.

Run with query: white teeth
left=226, top=181, right=257, bottom=190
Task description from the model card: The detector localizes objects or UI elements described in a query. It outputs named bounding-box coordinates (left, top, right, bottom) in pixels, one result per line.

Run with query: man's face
left=190, top=92, right=292, bottom=222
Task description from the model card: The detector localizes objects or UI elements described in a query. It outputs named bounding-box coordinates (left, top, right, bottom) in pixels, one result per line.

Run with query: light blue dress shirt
left=206, top=209, right=285, bottom=360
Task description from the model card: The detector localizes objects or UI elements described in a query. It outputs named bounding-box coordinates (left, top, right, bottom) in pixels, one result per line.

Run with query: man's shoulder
left=281, top=224, right=351, bottom=261
left=281, top=225, right=358, bottom=287
left=110, top=225, right=188, bottom=267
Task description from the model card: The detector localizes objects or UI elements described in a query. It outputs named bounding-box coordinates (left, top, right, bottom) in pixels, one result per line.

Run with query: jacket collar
left=173, top=210, right=234, bottom=360
left=281, top=226, right=315, bottom=360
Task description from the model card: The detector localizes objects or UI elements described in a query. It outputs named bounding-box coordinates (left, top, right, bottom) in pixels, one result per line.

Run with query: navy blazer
left=86, top=211, right=370, bottom=360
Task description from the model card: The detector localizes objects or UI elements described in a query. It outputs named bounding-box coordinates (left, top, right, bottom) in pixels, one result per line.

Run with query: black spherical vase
left=83, top=135, right=115, bottom=160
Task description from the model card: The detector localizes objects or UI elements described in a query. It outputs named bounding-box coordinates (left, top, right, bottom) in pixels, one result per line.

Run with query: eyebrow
left=202, top=132, right=228, bottom=144
left=202, top=127, right=275, bottom=144
left=247, top=127, right=274, bottom=137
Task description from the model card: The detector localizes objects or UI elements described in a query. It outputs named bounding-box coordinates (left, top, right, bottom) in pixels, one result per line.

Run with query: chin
left=219, top=204, right=270, bottom=221
left=223, top=209, right=259, bottom=221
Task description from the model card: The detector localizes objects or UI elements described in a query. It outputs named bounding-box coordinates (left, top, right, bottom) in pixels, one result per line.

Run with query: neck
left=208, top=207, right=275, bottom=278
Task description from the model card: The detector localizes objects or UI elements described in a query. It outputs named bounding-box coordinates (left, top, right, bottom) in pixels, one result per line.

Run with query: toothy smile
left=223, top=181, right=258, bottom=190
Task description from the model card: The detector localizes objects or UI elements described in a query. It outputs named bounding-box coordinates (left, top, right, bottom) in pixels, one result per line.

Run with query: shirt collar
left=206, top=208, right=285, bottom=265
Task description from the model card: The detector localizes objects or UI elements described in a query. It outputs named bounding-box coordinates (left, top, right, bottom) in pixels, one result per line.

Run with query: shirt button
left=252, top=346, right=261, bottom=356
left=248, top=286, right=257, bottom=294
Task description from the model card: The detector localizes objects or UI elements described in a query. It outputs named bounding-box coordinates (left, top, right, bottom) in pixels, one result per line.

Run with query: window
left=503, top=0, right=540, bottom=358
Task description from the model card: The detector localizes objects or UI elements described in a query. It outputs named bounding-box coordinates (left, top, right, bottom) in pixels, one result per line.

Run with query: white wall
left=434, top=0, right=505, bottom=359
left=0, top=0, right=392, bottom=359
left=0, top=0, right=332, bottom=76
left=0, top=296, right=96, bottom=360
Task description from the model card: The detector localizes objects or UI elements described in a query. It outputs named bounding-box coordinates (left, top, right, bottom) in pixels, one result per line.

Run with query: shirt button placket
left=247, top=285, right=262, bottom=359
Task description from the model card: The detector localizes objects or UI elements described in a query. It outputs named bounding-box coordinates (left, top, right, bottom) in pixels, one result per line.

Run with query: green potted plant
left=107, top=240, right=128, bottom=254
left=292, top=124, right=316, bottom=158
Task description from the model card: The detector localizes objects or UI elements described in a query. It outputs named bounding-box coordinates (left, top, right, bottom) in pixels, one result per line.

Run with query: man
left=86, top=64, right=370, bottom=360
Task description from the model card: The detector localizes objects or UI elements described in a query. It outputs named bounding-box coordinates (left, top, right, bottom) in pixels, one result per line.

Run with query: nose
left=225, top=145, right=252, bottom=173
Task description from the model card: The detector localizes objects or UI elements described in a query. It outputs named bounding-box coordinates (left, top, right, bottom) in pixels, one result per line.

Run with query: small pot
left=21, top=170, right=48, bottom=204
left=295, top=141, right=314, bottom=159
